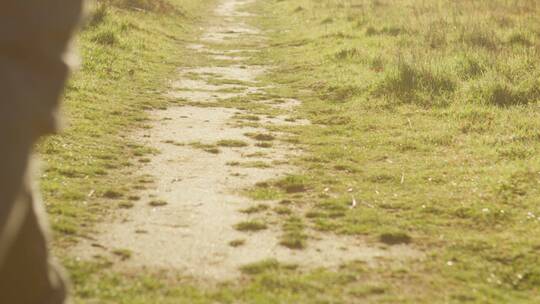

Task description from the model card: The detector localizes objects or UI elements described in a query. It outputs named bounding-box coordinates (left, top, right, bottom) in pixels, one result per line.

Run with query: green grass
left=189, top=142, right=221, bottom=154
left=240, top=204, right=270, bottom=214
left=234, top=220, right=268, bottom=232
left=68, top=258, right=379, bottom=303
left=148, top=199, right=168, bottom=207
left=279, top=216, right=307, bottom=250
left=217, top=139, right=250, bottom=148
left=239, top=259, right=296, bottom=275
left=229, top=239, right=246, bottom=247
left=112, top=248, right=133, bottom=261
left=245, top=132, right=276, bottom=141
left=250, top=0, right=540, bottom=302
left=45, top=0, right=540, bottom=302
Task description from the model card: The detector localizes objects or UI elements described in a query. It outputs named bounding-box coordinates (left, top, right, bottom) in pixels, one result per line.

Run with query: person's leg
left=0, top=2, right=83, bottom=302
left=0, top=176, right=68, bottom=304
left=0, top=120, right=68, bottom=304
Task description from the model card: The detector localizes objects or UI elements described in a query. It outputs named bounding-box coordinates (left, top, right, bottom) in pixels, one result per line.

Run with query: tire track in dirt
left=74, top=0, right=421, bottom=281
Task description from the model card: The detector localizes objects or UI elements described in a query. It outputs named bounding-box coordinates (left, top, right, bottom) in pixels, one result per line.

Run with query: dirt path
left=74, top=0, right=420, bottom=281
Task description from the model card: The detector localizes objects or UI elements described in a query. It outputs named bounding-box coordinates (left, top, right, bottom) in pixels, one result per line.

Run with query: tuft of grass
left=279, top=216, right=307, bottom=250
left=274, top=206, right=292, bottom=215
left=507, top=32, right=532, bottom=46
left=189, top=142, right=221, bottom=154
left=240, top=259, right=281, bottom=275
left=103, top=189, right=124, bottom=199
left=86, top=3, right=109, bottom=28
left=255, top=142, right=273, bottom=148
left=239, top=259, right=297, bottom=275
left=234, top=220, right=268, bottom=232
left=247, top=187, right=281, bottom=201
left=463, top=27, right=499, bottom=50
left=128, top=195, right=140, bottom=201
left=379, top=232, right=412, bottom=245
left=91, top=29, right=119, bottom=46
left=241, top=161, right=272, bottom=169
left=468, top=77, right=540, bottom=107
left=275, top=175, right=308, bottom=194
left=112, top=248, right=133, bottom=261
left=148, top=199, right=168, bottom=207
left=217, top=139, right=249, bottom=148
left=241, top=204, right=269, bottom=214
left=118, top=201, right=135, bottom=209
left=245, top=132, right=275, bottom=141
left=235, top=114, right=261, bottom=121
left=229, top=239, right=246, bottom=247
left=374, top=61, right=456, bottom=103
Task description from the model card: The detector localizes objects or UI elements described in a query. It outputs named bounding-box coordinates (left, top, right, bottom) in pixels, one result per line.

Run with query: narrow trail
left=75, top=0, right=420, bottom=281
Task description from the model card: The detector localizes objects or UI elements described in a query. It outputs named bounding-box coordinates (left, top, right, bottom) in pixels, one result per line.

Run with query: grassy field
left=41, top=0, right=540, bottom=302
left=250, top=0, right=540, bottom=302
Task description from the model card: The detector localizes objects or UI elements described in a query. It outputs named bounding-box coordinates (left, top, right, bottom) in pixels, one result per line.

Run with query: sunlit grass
left=252, top=0, right=540, bottom=302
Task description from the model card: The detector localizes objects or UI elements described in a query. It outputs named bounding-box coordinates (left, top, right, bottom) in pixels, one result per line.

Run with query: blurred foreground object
left=0, top=1, right=84, bottom=303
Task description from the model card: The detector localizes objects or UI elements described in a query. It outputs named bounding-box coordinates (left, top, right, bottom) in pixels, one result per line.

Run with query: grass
left=239, top=259, right=294, bottom=275
left=378, top=232, right=412, bottom=246
left=44, top=0, right=540, bottom=302
left=118, top=201, right=135, bottom=209
left=234, top=220, right=268, bottom=232
left=240, top=204, right=269, bottom=214
left=189, top=142, right=221, bottom=154
left=217, top=139, right=249, bottom=148
left=112, top=249, right=133, bottom=261
left=250, top=0, right=540, bottom=302
left=234, top=114, right=261, bottom=121
left=148, top=199, right=168, bottom=207
left=275, top=175, right=309, bottom=194
left=279, top=216, right=307, bottom=250
left=229, top=239, right=246, bottom=247
left=68, top=257, right=387, bottom=303
left=240, top=161, right=272, bottom=169
left=245, top=132, right=276, bottom=141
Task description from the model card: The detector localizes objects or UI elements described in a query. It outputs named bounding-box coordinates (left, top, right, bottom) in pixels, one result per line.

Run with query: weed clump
left=453, top=54, right=486, bottom=79
left=379, top=232, right=412, bottom=245
left=240, top=259, right=298, bottom=275
left=507, top=32, right=532, bottom=47
left=374, top=61, right=455, bottom=104
left=246, top=133, right=275, bottom=141
left=280, top=217, right=307, bottom=250
left=103, top=189, right=124, bottom=199
left=241, top=204, right=269, bottom=214
left=86, top=3, right=109, bottom=28
left=334, top=48, right=363, bottom=60
left=189, top=142, right=221, bottom=154
left=229, top=239, right=246, bottom=247
left=276, top=175, right=308, bottom=193
left=217, top=139, right=249, bottom=148
left=462, top=28, right=499, bottom=50
left=468, top=77, right=540, bottom=107
left=365, top=25, right=406, bottom=37
left=112, top=248, right=132, bottom=260
left=92, top=29, right=118, bottom=46
left=149, top=200, right=168, bottom=207
left=240, top=259, right=280, bottom=275
left=234, top=221, right=267, bottom=232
